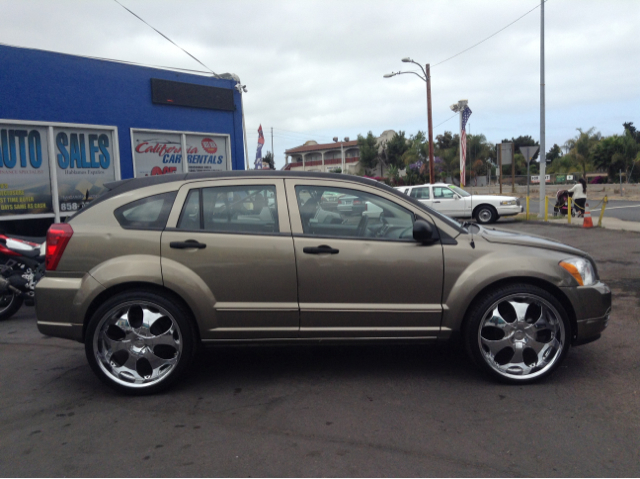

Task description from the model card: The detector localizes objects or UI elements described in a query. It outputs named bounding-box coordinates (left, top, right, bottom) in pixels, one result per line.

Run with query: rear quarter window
left=114, top=191, right=177, bottom=230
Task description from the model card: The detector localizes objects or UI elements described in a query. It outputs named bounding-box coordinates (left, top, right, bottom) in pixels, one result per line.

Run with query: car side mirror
left=454, top=195, right=460, bottom=200
left=413, top=219, right=438, bottom=244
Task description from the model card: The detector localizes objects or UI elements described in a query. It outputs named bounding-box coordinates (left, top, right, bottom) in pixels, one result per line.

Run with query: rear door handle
left=433, top=201, right=441, bottom=203
left=303, top=245, right=339, bottom=255
left=170, top=240, right=207, bottom=249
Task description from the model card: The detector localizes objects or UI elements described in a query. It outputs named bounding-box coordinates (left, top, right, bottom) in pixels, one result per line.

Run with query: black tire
left=474, top=205, right=497, bottom=224
left=463, top=283, right=571, bottom=384
left=0, top=293, right=23, bottom=321
left=85, top=290, right=197, bottom=395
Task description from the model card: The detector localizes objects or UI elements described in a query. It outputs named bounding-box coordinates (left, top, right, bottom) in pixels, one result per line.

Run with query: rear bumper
left=35, top=274, right=105, bottom=342
left=561, top=281, right=611, bottom=345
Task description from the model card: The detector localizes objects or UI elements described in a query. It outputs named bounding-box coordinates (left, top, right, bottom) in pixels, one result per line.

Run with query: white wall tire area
left=464, top=283, right=571, bottom=384
left=85, top=290, right=196, bottom=395
left=474, top=205, right=497, bottom=224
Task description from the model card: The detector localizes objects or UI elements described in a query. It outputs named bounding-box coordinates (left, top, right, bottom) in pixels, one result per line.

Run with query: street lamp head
left=401, top=57, right=412, bottom=63
left=383, top=73, right=396, bottom=78
left=450, top=104, right=460, bottom=112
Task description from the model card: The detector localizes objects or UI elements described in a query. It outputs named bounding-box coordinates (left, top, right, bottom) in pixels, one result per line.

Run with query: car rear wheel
left=475, top=205, right=497, bottom=224
left=464, top=284, right=571, bottom=383
left=85, top=290, right=196, bottom=395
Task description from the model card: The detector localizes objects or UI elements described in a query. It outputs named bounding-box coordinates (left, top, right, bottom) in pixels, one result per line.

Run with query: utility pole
left=271, top=127, right=274, bottom=168
left=511, top=142, right=515, bottom=193
left=426, top=64, right=435, bottom=184
left=539, top=0, right=547, bottom=215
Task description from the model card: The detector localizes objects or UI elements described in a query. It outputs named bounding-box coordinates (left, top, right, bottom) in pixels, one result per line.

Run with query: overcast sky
left=1, top=0, right=638, bottom=169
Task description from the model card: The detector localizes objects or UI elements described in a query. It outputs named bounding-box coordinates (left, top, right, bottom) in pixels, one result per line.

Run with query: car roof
left=71, top=170, right=465, bottom=234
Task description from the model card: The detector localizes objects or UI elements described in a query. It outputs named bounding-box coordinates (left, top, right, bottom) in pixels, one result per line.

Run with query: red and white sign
left=201, top=137, right=218, bottom=154
left=132, top=130, right=228, bottom=177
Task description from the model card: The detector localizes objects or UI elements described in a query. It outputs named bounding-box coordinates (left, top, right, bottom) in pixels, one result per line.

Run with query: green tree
left=546, top=144, right=562, bottom=163
left=593, top=132, right=640, bottom=182
left=357, top=131, right=379, bottom=174
left=566, top=128, right=601, bottom=177
left=384, top=131, right=409, bottom=170
left=262, top=151, right=275, bottom=169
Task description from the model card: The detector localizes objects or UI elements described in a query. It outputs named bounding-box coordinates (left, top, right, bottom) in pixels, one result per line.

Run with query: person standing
left=568, top=178, right=587, bottom=217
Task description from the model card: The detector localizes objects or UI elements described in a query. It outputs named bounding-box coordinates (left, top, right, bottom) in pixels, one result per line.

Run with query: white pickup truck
left=395, top=183, right=522, bottom=224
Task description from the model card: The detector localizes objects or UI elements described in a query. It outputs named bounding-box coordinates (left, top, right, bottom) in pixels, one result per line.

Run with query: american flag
left=460, top=106, right=472, bottom=186
left=254, top=124, right=265, bottom=169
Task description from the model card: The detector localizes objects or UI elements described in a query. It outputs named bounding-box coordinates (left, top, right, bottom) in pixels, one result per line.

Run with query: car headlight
left=559, top=257, right=597, bottom=286
left=500, top=200, right=517, bottom=206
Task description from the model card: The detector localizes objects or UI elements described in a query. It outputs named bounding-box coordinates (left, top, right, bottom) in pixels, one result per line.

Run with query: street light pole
left=425, top=64, right=435, bottom=185
left=384, top=58, right=435, bottom=184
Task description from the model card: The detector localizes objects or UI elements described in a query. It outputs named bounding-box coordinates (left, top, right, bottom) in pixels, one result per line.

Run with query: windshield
left=448, top=185, right=471, bottom=197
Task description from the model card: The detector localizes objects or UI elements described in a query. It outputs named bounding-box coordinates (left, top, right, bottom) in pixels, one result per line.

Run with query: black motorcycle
left=0, top=234, right=45, bottom=321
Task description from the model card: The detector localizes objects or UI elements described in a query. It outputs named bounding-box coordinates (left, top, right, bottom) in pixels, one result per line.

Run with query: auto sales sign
left=0, top=122, right=116, bottom=217
left=132, top=130, right=229, bottom=177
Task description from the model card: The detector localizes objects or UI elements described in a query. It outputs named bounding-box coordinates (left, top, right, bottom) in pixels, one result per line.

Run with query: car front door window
left=294, top=186, right=414, bottom=240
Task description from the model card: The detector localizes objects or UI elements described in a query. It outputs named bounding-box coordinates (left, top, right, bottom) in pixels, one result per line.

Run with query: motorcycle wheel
left=0, top=293, right=23, bottom=321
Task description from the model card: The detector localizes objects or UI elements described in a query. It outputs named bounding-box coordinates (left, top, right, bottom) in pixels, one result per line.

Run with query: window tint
left=295, top=186, right=414, bottom=240
left=410, top=187, right=430, bottom=200
left=114, top=192, right=177, bottom=230
left=177, top=185, right=279, bottom=234
left=433, top=187, right=455, bottom=199
left=177, top=189, right=201, bottom=230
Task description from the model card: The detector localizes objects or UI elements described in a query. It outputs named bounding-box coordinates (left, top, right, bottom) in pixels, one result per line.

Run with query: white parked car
left=396, top=183, right=522, bottom=224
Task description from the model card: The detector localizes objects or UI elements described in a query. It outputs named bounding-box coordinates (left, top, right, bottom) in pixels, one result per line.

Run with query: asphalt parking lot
left=1, top=222, right=639, bottom=477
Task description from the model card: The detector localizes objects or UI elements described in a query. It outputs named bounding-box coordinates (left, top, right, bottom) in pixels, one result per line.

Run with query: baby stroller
left=553, top=190, right=577, bottom=217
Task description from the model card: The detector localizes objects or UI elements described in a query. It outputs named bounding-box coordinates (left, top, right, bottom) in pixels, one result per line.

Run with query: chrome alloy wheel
left=93, top=301, right=183, bottom=388
left=476, top=207, right=494, bottom=224
left=478, top=293, right=565, bottom=380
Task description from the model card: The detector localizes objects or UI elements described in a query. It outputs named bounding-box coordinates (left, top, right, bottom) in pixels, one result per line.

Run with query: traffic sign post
left=519, top=146, right=539, bottom=198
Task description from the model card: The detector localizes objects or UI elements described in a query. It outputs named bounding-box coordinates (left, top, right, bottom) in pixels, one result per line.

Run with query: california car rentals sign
left=54, top=127, right=116, bottom=214
left=132, top=130, right=228, bottom=177
left=0, top=125, right=53, bottom=216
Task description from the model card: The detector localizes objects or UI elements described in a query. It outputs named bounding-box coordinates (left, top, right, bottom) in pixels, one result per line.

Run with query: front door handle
left=303, top=245, right=339, bottom=255
left=170, top=240, right=207, bottom=249
left=433, top=201, right=441, bottom=203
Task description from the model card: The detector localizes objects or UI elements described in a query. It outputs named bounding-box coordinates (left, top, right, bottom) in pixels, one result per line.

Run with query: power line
left=433, top=0, right=548, bottom=67
left=434, top=114, right=458, bottom=129
left=112, top=0, right=218, bottom=77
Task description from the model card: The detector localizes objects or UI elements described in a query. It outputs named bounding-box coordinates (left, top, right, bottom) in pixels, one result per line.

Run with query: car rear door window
left=114, top=191, right=177, bottom=230
left=177, top=185, right=279, bottom=234
left=294, top=185, right=414, bottom=240
left=410, top=187, right=430, bottom=200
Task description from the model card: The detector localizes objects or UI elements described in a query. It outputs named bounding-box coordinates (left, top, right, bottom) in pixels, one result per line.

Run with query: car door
left=432, top=186, right=462, bottom=217
left=409, top=185, right=433, bottom=208
left=285, top=179, right=444, bottom=338
left=161, top=179, right=299, bottom=339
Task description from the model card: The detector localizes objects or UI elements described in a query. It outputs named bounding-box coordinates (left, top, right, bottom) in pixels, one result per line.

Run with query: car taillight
left=353, top=200, right=361, bottom=205
left=46, top=223, right=73, bottom=271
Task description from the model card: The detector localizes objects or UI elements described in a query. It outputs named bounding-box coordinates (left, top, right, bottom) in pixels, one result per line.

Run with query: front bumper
left=496, top=204, right=523, bottom=217
left=561, top=281, right=611, bottom=345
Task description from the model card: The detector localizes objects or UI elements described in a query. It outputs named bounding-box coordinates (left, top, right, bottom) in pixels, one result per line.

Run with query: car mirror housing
left=413, top=219, right=438, bottom=244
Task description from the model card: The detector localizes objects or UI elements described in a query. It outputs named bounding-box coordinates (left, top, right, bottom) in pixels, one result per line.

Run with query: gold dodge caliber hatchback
left=37, top=172, right=611, bottom=394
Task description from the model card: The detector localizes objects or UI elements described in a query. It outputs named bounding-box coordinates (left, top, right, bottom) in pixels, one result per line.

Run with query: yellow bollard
left=598, top=195, right=608, bottom=227
left=568, top=197, right=572, bottom=225
left=544, top=196, right=549, bottom=221
left=526, top=196, right=530, bottom=220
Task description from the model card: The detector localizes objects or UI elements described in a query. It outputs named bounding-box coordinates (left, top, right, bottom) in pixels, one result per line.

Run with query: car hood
left=479, top=226, right=588, bottom=258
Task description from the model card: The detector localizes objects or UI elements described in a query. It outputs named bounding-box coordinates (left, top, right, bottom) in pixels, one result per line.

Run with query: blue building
left=0, top=44, right=246, bottom=235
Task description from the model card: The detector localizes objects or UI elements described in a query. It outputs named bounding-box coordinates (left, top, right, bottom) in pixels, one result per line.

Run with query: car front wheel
left=475, top=205, right=497, bottom=224
left=85, top=290, right=196, bottom=395
left=464, top=284, right=571, bottom=383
